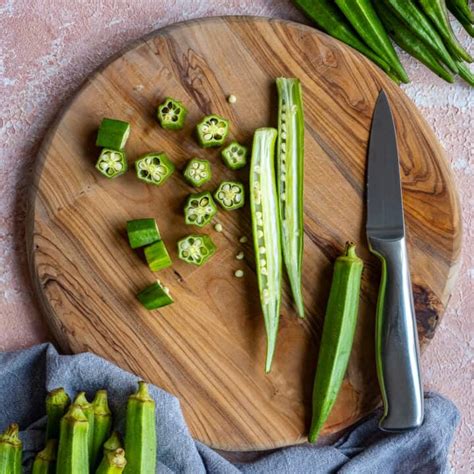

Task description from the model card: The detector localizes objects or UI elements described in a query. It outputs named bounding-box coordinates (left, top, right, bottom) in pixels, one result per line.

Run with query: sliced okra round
left=135, top=152, right=175, bottom=186
left=96, top=149, right=128, bottom=179
left=183, top=158, right=212, bottom=187
left=221, top=141, right=248, bottom=170
left=177, top=234, right=216, bottom=266
left=196, top=114, right=229, bottom=147
left=96, top=118, right=130, bottom=150
left=184, top=191, right=217, bottom=227
left=214, top=181, right=245, bottom=210
left=157, top=97, right=188, bottom=130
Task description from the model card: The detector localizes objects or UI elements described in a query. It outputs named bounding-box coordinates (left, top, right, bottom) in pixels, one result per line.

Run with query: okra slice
left=90, top=390, right=112, bottom=470
left=183, top=158, right=212, bottom=187
left=32, top=439, right=57, bottom=474
left=127, top=218, right=161, bottom=249
left=177, top=234, right=216, bottom=266
left=157, top=97, right=188, bottom=130
left=196, top=114, right=229, bottom=147
left=144, top=240, right=172, bottom=271
left=214, top=181, right=245, bottom=210
left=277, top=77, right=305, bottom=318
left=45, top=387, right=70, bottom=441
left=96, top=118, right=130, bottom=150
left=135, top=152, right=175, bottom=186
left=137, top=280, right=173, bottom=310
left=0, top=423, right=22, bottom=474
left=96, top=149, right=128, bottom=179
left=96, top=448, right=127, bottom=474
left=184, top=191, right=217, bottom=227
left=221, top=141, right=248, bottom=170
left=250, top=128, right=282, bottom=373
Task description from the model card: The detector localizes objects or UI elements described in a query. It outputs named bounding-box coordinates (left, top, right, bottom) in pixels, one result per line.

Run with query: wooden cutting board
left=28, top=17, right=461, bottom=451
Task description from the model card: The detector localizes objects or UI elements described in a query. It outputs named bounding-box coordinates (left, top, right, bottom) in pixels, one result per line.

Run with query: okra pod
left=124, top=382, right=156, bottom=474
left=250, top=128, right=282, bottom=373
left=103, top=432, right=122, bottom=456
left=0, top=423, right=22, bottom=474
left=73, top=392, right=94, bottom=462
left=137, top=280, right=174, bottom=310
left=457, top=61, right=474, bottom=86
left=144, top=240, right=172, bottom=271
left=96, top=118, right=130, bottom=151
left=46, top=387, right=70, bottom=441
left=309, top=243, right=363, bottom=442
left=276, top=78, right=305, bottom=318
left=127, top=219, right=161, bottom=249
left=32, top=439, right=57, bottom=474
left=90, top=390, right=113, bottom=469
left=447, top=0, right=474, bottom=36
left=447, top=0, right=474, bottom=23
left=96, top=448, right=127, bottom=474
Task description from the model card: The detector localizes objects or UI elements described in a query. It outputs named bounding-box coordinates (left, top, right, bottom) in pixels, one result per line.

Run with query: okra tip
left=37, top=438, right=57, bottom=461
left=133, top=381, right=154, bottom=402
left=109, top=448, right=127, bottom=468
left=0, top=423, right=20, bottom=441
left=73, top=391, right=90, bottom=406
left=103, top=431, right=122, bottom=452
left=47, top=387, right=70, bottom=404
left=64, top=404, right=88, bottom=422
left=92, top=389, right=111, bottom=414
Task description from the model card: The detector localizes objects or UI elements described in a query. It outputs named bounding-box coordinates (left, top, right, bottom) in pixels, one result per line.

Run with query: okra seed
left=214, top=223, right=223, bottom=232
left=236, top=251, right=244, bottom=260
left=239, top=236, right=248, bottom=243
left=228, top=94, right=237, bottom=104
left=234, top=269, right=244, bottom=278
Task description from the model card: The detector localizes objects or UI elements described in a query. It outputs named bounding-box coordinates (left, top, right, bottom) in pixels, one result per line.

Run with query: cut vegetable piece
left=250, top=128, right=282, bottom=373
left=157, top=97, right=187, bottom=130
left=96, top=118, right=130, bottom=150
left=144, top=240, right=172, bottom=271
left=137, top=280, right=173, bottom=310
left=183, top=158, right=212, bottom=187
left=184, top=191, right=217, bottom=227
left=32, top=439, right=57, bottom=474
left=127, top=219, right=161, bottom=249
left=96, top=149, right=128, bottom=179
left=45, top=387, right=70, bottom=441
left=277, top=78, right=305, bottom=318
left=135, top=152, right=175, bottom=186
left=0, top=424, right=22, bottom=474
left=90, top=390, right=112, bottom=470
left=221, top=141, right=248, bottom=170
left=214, top=181, right=245, bottom=210
left=196, top=114, right=229, bottom=147
left=177, top=234, right=216, bottom=266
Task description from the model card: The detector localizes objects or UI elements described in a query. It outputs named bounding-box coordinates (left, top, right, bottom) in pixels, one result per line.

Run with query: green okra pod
left=73, top=392, right=94, bottom=463
left=0, top=423, right=22, bottom=474
left=103, top=432, right=122, bottom=456
left=96, top=448, right=127, bottom=474
left=32, top=439, right=57, bottom=474
left=46, top=387, right=70, bottom=441
left=90, top=390, right=113, bottom=469
left=447, top=0, right=474, bottom=36
left=457, top=61, right=474, bottom=86
left=447, top=0, right=474, bottom=23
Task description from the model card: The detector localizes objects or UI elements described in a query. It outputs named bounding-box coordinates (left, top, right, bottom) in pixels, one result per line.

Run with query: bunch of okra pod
left=0, top=381, right=156, bottom=473
left=294, top=0, right=474, bottom=85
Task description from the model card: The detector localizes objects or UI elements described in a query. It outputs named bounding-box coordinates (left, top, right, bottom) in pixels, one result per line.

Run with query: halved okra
left=196, top=114, right=229, bottom=147
left=157, top=97, right=188, bottom=130
left=96, top=149, right=128, bottom=179
left=214, top=181, right=245, bottom=210
left=183, top=158, right=212, bottom=187
left=177, top=234, right=216, bottom=266
left=127, top=218, right=161, bottom=249
left=135, top=152, right=175, bottom=186
left=96, top=118, right=130, bottom=150
left=184, top=191, right=217, bottom=227
left=144, top=240, right=172, bottom=271
left=221, top=141, right=248, bottom=170
left=137, top=280, right=174, bottom=310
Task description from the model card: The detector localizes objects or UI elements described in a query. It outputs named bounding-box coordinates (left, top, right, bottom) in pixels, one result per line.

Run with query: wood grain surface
left=28, top=17, right=461, bottom=451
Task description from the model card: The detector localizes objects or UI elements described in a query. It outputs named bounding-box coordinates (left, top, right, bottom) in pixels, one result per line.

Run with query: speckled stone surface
left=0, top=0, right=472, bottom=470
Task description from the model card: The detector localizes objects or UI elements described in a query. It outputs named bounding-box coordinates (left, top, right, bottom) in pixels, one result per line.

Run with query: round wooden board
left=28, top=17, right=461, bottom=451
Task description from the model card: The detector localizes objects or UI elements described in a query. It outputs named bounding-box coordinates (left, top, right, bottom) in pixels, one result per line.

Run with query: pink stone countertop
left=0, top=0, right=472, bottom=470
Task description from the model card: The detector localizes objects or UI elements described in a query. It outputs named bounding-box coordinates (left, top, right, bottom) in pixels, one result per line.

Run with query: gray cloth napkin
left=0, top=343, right=459, bottom=473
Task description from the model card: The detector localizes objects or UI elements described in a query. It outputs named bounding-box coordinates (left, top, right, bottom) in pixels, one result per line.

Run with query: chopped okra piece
left=96, top=118, right=131, bottom=150
left=137, top=280, right=173, bottom=310
left=96, top=149, right=128, bottom=178
left=196, top=114, right=229, bottom=147
left=221, top=141, right=248, bottom=170
left=214, top=181, right=245, bottom=210
left=157, top=97, right=188, bottom=130
left=183, top=158, right=212, bottom=187
left=144, top=240, right=172, bottom=271
left=177, top=234, right=216, bottom=266
left=184, top=191, right=217, bottom=227
left=127, top=218, right=161, bottom=249
left=135, top=152, right=175, bottom=186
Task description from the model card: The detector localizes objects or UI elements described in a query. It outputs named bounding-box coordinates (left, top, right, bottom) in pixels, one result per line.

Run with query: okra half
left=32, top=438, right=57, bottom=474
left=45, top=387, right=70, bottom=441
left=90, top=390, right=113, bottom=469
left=0, top=423, right=22, bottom=474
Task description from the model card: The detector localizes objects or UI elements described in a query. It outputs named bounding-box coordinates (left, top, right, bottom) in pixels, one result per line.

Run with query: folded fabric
left=0, top=344, right=459, bottom=473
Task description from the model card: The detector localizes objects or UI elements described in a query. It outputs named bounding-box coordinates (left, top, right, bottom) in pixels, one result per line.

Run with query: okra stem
left=103, top=432, right=122, bottom=456
left=32, top=439, right=57, bottom=474
left=45, top=387, right=70, bottom=441
left=0, top=423, right=22, bottom=474
left=96, top=448, right=127, bottom=474
left=90, top=390, right=112, bottom=470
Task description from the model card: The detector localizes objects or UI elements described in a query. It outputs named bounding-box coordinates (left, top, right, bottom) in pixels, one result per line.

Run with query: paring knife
left=366, top=90, right=424, bottom=431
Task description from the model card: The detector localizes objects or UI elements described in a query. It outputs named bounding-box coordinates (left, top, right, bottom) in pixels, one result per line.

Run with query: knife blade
left=366, top=90, right=424, bottom=432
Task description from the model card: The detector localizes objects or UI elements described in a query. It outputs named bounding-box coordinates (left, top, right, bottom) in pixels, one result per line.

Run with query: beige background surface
left=0, top=1, right=472, bottom=471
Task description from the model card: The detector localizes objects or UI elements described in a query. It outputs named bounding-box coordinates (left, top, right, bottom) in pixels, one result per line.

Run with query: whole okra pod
left=103, top=432, right=122, bottom=456
left=73, top=392, right=95, bottom=464
left=32, top=438, right=57, bottom=474
left=90, top=390, right=113, bottom=469
left=0, top=423, right=22, bottom=474
left=45, top=387, right=70, bottom=441
left=96, top=448, right=127, bottom=474
left=447, top=0, right=474, bottom=36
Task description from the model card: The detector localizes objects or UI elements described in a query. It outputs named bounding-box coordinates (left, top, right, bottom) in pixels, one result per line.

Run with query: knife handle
left=369, top=236, right=424, bottom=432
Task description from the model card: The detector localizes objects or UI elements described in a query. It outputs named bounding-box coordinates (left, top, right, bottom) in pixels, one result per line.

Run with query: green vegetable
left=73, top=392, right=94, bottom=461
left=157, top=97, right=187, bottom=130
left=144, top=240, right=172, bottom=271
left=250, top=128, right=282, bottom=373
left=127, top=219, right=161, bottom=249
left=0, top=423, right=22, bottom=474
left=382, top=0, right=459, bottom=73
left=375, top=3, right=455, bottom=83
left=96, top=149, right=128, bottom=179
left=335, top=0, right=409, bottom=83
left=96, top=448, right=127, bottom=474
left=447, top=0, right=474, bottom=36
left=419, top=0, right=472, bottom=62
left=276, top=78, right=305, bottom=318
left=90, top=390, right=112, bottom=470
left=32, top=439, right=57, bottom=474
left=45, top=387, right=70, bottom=441
left=56, top=405, right=89, bottom=474
left=96, top=118, right=130, bottom=151
left=221, top=141, right=248, bottom=170
left=457, top=61, right=474, bottom=85
left=137, top=280, right=174, bottom=310
left=135, top=152, right=175, bottom=186
left=184, top=191, right=217, bottom=227
left=177, top=234, right=216, bottom=266
left=103, top=432, right=122, bottom=456
left=309, top=243, right=363, bottom=443
left=214, top=181, right=245, bottom=210
left=196, top=114, right=229, bottom=147
left=183, top=158, right=212, bottom=187
left=124, top=382, right=156, bottom=474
